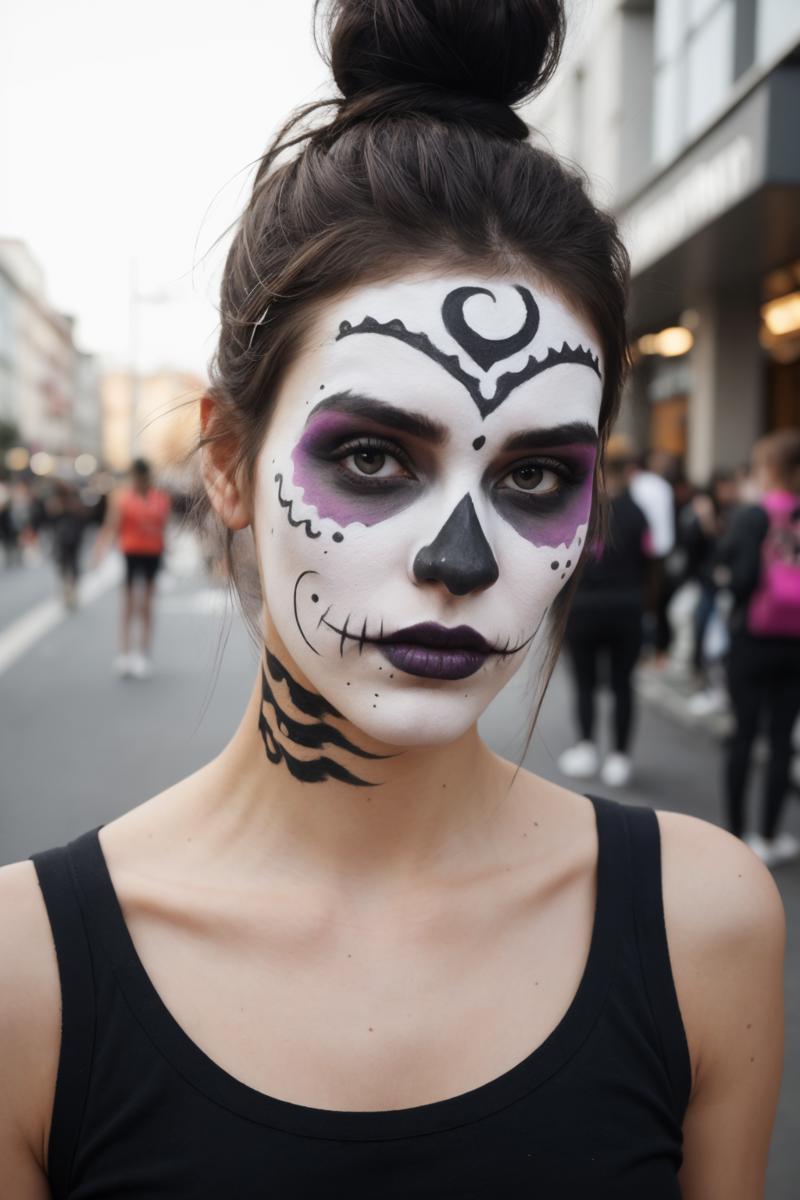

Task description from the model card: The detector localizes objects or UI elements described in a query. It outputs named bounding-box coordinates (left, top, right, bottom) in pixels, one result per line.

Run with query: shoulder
left=0, top=859, right=61, bottom=1184
left=654, top=810, right=785, bottom=1097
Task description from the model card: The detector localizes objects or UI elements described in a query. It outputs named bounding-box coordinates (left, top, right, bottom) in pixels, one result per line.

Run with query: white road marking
left=0, top=556, right=122, bottom=677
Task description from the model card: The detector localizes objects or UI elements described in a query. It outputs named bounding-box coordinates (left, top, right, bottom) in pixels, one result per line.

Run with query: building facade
left=101, top=369, right=202, bottom=475
left=0, top=239, right=102, bottom=463
left=525, top=0, right=800, bottom=482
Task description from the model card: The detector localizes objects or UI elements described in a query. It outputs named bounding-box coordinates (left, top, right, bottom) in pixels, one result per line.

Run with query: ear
left=200, top=394, right=251, bottom=531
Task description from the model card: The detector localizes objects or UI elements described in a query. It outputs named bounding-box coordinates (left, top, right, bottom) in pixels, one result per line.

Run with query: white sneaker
left=557, top=741, right=600, bottom=778
left=600, top=752, right=633, bottom=788
left=743, top=834, right=778, bottom=867
left=686, top=686, right=728, bottom=718
left=113, top=653, right=133, bottom=677
left=128, top=653, right=153, bottom=679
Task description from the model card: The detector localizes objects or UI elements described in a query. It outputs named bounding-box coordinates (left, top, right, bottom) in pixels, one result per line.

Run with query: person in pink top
left=92, top=458, right=171, bottom=677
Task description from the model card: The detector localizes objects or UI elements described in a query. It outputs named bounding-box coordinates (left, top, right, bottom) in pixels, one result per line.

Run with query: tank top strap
left=614, top=800, right=693, bottom=1115
left=30, top=833, right=102, bottom=1199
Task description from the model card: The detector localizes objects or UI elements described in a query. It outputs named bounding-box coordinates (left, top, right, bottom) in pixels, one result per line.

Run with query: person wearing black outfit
left=0, top=2, right=785, bottom=1196
left=558, top=436, right=652, bottom=789
left=715, top=430, right=800, bottom=868
left=47, top=481, right=88, bottom=611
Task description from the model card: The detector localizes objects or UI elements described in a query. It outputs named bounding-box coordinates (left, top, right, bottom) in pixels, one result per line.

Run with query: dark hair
left=198, top=0, right=630, bottom=733
left=131, top=457, right=151, bottom=477
left=752, top=429, right=800, bottom=493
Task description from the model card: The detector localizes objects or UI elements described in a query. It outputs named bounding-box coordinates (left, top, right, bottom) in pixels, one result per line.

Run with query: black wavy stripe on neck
left=258, top=649, right=389, bottom=787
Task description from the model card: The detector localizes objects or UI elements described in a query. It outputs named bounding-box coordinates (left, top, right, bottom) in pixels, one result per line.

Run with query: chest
left=120, top=863, right=596, bottom=1112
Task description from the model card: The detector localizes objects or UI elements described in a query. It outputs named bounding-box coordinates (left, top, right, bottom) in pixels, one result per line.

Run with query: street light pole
left=128, top=256, right=141, bottom=466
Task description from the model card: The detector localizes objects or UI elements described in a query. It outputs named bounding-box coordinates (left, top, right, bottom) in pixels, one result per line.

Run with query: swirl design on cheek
left=275, top=473, right=321, bottom=538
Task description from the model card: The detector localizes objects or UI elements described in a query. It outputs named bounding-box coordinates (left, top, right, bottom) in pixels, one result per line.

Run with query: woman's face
left=253, top=273, right=603, bottom=747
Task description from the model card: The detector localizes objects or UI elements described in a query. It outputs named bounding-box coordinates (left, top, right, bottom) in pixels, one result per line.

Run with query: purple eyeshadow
left=290, top=412, right=415, bottom=528
left=496, top=444, right=596, bottom=549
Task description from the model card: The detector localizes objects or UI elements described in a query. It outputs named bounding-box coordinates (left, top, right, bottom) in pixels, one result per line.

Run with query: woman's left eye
left=500, top=462, right=564, bottom=495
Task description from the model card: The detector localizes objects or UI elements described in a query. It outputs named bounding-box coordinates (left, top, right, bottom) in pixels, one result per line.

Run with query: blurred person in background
left=681, top=470, right=739, bottom=715
left=47, top=480, right=88, bottom=611
left=714, top=430, right=800, bottom=867
left=8, top=477, right=37, bottom=562
left=0, top=473, right=20, bottom=566
left=629, top=448, right=677, bottom=665
left=557, top=434, right=654, bottom=788
left=91, top=457, right=171, bottom=678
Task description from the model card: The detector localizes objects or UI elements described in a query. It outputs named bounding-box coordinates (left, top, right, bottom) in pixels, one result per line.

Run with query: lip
left=381, top=623, right=493, bottom=653
left=377, top=623, right=491, bottom=680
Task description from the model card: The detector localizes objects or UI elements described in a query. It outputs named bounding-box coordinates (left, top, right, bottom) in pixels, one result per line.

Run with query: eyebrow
left=306, top=391, right=449, bottom=444
left=501, top=422, right=599, bottom=453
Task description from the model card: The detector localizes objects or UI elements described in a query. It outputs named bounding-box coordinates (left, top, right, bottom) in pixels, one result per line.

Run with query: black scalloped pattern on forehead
left=335, top=285, right=601, bottom=420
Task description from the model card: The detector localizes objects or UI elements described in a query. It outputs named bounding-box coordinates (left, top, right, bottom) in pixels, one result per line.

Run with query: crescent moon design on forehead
left=442, top=285, right=539, bottom=371
left=335, top=285, right=601, bottom=421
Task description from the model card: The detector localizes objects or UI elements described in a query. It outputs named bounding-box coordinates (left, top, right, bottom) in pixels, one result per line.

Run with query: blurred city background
left=1, top=2, right=798, bottom=1196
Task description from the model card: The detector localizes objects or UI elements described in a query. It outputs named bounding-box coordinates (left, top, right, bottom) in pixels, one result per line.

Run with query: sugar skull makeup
left=253, top=274, right=603, bottom=749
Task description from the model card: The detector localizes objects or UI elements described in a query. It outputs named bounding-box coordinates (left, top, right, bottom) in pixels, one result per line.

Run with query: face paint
left=259, top=648, right=388, bottom=785
left=253, top=273, right=603, bottom=748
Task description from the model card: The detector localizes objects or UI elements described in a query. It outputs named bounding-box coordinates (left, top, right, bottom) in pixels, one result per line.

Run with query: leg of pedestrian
left=558, top=629, right=600, bottom=778
left=723, top=641, right=764, bottom=840
left=761, top=673, right=800, bottom=859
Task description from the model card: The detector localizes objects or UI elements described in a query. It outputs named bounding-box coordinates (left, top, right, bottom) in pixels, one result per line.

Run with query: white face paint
left=253, top=273, right=603, bottom=747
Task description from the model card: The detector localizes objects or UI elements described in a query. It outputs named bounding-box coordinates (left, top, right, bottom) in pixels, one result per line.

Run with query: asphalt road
left=1, top=540, right=798, bottom=1197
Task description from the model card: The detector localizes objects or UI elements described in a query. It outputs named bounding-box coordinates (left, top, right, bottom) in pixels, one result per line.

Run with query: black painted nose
left=413, top=494, right=499, bottom=595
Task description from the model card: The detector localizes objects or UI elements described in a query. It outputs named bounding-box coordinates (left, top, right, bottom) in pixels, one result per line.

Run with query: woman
left=91, top=457, right=172, bottom=678
left=715, top=430, right=800, bottom=867
left=557, top=435, right=653, bottom=788
left=47, top=481, right=88, bottom=611
left=0, top=2, right=784, bottom=1196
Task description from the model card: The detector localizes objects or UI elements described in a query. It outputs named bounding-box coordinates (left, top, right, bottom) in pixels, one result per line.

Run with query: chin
left=323, top=678, right=500, bottom=749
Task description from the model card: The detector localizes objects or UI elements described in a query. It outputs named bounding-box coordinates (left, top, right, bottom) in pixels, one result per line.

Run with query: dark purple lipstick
left=378, top=622, right=492, bottom=680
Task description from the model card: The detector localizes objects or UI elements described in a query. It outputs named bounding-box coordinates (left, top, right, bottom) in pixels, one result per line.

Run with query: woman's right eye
left=346, top=449, right=392, bottom=476
left=335, top=439, right=415, bottom=481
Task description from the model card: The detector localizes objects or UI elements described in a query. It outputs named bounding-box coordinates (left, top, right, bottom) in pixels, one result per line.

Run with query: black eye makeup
left=495, top=454, right=586, bottom=507
left=330, top=435, right=417, bottom=487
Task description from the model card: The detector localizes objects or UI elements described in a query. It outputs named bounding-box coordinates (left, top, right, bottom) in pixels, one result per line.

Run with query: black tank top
left=30, top=794, right=691, bottom=1198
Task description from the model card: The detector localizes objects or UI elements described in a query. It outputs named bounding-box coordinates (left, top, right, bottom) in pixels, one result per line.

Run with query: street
left=1, top=543, right=798, bottom=1198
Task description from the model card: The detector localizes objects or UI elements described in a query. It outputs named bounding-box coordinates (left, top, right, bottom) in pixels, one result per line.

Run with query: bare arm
left=0, top=861, right=60, bottom=1199
left=89, top=490, right=121, bottom=567
left=658, top=813, right=785, bottom=1199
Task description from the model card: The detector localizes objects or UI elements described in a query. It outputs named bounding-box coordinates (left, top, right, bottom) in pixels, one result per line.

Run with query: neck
left=200, top=647, right=515, bottom=895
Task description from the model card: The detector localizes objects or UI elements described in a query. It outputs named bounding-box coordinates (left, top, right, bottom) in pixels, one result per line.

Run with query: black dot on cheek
left=332, top=532, right=344, bottom=543
left=319, top=384, right=325, bottom=390
left=472, top=435, right=486, bottom=451
left=311, top=593, right=319, bottom=603
left=578, top=537, right=582, bottom=545
left=561, top=573, right=566, bottom=580
left=551, top=561, right=559, bottom=570
left=566, top=561, right=571, bottom=568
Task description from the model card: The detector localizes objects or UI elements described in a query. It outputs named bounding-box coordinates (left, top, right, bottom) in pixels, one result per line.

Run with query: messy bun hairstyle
left=201, top=0, right=630, bottom=726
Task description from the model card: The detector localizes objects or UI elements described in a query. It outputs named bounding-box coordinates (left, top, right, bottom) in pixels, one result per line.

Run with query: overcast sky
left=0, top=1, right=333, bottom=379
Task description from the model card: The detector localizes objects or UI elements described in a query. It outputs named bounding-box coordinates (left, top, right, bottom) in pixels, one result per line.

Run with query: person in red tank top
left=92, top=458, right=171, bottom=677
